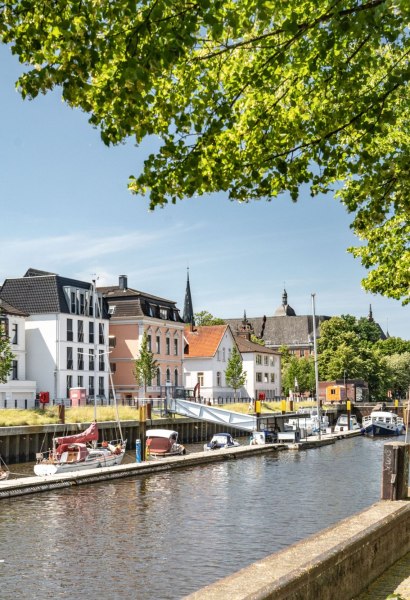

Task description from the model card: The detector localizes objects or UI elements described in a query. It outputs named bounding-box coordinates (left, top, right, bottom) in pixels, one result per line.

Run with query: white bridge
left=167, top=398, right=258, bottom=432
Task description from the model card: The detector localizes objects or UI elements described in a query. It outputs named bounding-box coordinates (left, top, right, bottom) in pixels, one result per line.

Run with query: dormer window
left=160, top=307, right=168, bottom=320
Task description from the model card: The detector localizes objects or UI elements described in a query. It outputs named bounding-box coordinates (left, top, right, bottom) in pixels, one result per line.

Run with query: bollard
left=58, top=404, right=65, bottom=424
left=381, top=442, right=410, bottom=500
left=346, top=400, right=351, bottom=430
left=136, top=439, right=142, bottom=463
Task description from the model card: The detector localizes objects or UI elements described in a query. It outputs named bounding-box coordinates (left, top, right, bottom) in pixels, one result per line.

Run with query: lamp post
left=311, top=294, right=321, bottom=440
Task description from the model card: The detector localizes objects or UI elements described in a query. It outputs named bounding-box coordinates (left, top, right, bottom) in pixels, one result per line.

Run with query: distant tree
left=225, top=347, right=246, bottom=401
left=376, top=337, right=410, bottom=356
left=251, top=335, right=265, bottom=346
left=194, top=311, right=225, bottom=326
left=0, top=325, right=14, bottom=383
left=282, top=356, right=315, bottom=397
left=318, top=319, right=390, bottom=400
left=133, top=332, right=158, bottom=395
left=384, top=353, right=410, bottom=399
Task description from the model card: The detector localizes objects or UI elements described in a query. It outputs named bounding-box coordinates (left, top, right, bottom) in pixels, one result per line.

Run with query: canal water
left=0, top=436, right=403, bottom=599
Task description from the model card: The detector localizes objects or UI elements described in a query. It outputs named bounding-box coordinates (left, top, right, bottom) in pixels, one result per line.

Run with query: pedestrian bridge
left=167, top=398, right=257, bottom=432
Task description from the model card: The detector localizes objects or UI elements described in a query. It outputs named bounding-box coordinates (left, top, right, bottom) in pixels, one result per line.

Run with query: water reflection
left=0, top=436, right=402, bottom=599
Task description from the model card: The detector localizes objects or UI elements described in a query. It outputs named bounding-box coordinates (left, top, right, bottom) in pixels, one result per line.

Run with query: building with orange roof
left=184, top=324, right=249, bottom=402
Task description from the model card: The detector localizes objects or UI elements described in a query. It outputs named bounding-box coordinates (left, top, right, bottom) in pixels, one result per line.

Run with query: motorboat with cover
left=334, top=414, right=361, bottom=432
left=285, top=407, right=329, bottom=436
left=34, top=421, right=126, bottom=476
left=204, top=432, right=240, bottom=451
left=361, top=410, right=405, bottom=437
left=145, top=429, right=186, bottom=458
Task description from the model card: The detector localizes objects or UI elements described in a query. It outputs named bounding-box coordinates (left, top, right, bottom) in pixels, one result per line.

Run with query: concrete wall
left=184, top=500, right=410, bottom=600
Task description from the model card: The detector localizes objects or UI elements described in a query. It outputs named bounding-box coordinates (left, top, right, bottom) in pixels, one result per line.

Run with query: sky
left=1, top=45, right=408, bottom=340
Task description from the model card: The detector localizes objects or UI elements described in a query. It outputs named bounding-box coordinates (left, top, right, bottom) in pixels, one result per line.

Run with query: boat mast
left=311, top=293, right=321, bottom=441
left=92, top=278, right=98, bottom=423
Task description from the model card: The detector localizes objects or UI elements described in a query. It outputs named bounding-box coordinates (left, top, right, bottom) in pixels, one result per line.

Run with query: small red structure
left=69, top=387, right=87, bottom=407
left=39, top=391, right=50, bottom=404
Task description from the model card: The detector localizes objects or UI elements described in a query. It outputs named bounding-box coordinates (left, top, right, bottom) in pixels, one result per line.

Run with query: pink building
left=99, top=276, right=185, bottom=402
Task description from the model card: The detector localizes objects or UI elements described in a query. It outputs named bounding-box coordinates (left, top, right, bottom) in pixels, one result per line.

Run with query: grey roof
left=226, top=315, right=330, bottom=347
left=234, top=335, right=279, bottom=355
left=0, top=298, right=28, bottom=317
left=0, top=270, right=109, bottom=317
left=99, top=285, right=184, bottom=322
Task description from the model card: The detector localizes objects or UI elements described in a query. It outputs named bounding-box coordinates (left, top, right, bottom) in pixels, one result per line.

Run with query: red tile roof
left=184, top=325, right=229, bottom=357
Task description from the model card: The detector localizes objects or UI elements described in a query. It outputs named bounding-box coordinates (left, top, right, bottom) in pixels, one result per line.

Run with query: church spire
left=368, top=304, right=374, bottom=322
left=183, top=268, right=194, bottom=325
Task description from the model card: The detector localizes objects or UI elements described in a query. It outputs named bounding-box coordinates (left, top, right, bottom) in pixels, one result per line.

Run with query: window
left=264, top=355, right=268, bottom=365
left=99, top=323, right=105, bottom=344
left=166, top=337, right=170, bottom=355
left=256, top=372, right=262, bottom=383
left=174, top=369, right=179, bottom=387
left=99, top=377, right=104, bottom=396
left=89, top=349, right=94, bottom=371
left=78, top=348, right=84, bottom=370
left=156, top=368, right=161, bottom=386
left=109, top=335, right=116, bottom=348
left=108, top=305, right=116, bottom=315
left=11, top=323, right=18, bottom=345
left=174, top=337, right=178, bottom=356
left=270, top=373, right=275, bottom=383
left=160, top=308, right=168, bottom=319
left=89, top=295, right=94, bottom=317
left=198, top=372, right=204, bottom=386
left=11, top=360, right=18, bottom=380
left=156, top=335, right=161, bottom=354
left=89, top=322, right=94, bottom=344
left=78, top=320, right=84, bottom=342
left=264, top=373, right=268, bottom=383
left=70, top=291, right=76, bottom=314
left=222, top=348, right=225, bottom=361
left=217, top=350, right=220, bottom=361
left=79, top=293, right=85, bottom=315
left=67, top=318, right=73, bottom=342
left=88, top=376, right=94, bottom=396
left=147, top=334, right=152, bottom=352
left=66, top=375, right=72, bottom=396
left=166, top=368, right=171, bottom=383
left=77, top=375, right=83, bottom=387
left=217, top=372, right=222, bottom=386
left=99, top=350, right=105, bottom=371
left=256, top=354, right=262, bottom=365
left=67, top=347, right=73, bottom=370
left=270, top=357, right=275, bottom=367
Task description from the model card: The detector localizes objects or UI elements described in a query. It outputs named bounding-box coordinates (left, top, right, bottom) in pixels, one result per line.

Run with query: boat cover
left=55, top=421, right=99, bottom=445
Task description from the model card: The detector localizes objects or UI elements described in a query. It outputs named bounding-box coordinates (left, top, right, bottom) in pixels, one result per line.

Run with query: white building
left=0, top=298, right=37, bottom=408
left=183, top=324, right=247, bottom=402
left=235, top=334, right=281, bottom=400
left=0, top=269, right=110, bottom=403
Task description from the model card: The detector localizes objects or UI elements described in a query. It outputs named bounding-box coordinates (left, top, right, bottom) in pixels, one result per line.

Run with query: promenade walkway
left=355, top=551, right=410, bottom=599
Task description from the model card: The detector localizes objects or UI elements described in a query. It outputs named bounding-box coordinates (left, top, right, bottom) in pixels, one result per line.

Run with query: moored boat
left=34, top=421, right=126, bottom=476
left=0, top=454, right=10, bottom=482
left=204, top=432, right=240, bottom=451
left=334, top=414, right=361, bottom=433
left=146, top=429, right=186, bottom=458
left=361, top=410, right=405, bottom=437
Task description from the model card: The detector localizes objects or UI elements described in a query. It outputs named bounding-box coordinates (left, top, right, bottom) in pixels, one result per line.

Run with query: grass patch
left=0, top=406, right=140, bottom=427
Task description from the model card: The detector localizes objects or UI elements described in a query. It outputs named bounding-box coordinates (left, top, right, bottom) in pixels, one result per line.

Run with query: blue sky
left=1, top=45, right=408, bottom=340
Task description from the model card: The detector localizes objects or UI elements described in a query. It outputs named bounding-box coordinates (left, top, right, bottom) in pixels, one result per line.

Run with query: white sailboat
left=34, top=278, right=127, bottom=476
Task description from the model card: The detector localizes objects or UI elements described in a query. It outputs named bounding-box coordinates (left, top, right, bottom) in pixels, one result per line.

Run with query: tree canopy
left=194, top=311, right=225, bottom=326
left=1, top=0, right=410, bottom=302
left=225, top=346, right=246, bottom=399
left=133, top=332, right=158, bottom=394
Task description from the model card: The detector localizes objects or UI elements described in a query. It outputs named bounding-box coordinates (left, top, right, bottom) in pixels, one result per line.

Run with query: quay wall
left=0, top=418, right=247, bottom=463
left=184, top=499, right=410, bottom=600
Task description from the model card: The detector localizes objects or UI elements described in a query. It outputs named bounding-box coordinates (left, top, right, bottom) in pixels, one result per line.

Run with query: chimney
left=119, top=275, right=128, bottom=291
